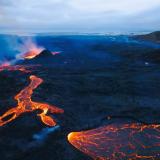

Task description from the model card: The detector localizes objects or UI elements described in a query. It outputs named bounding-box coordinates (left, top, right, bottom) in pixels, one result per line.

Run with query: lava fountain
left=20, top=49, right=43, bottom=59
left=68, top=123, right=160, bottom=160
left=16, top=38, right=44, bottom=60
left=18, top=50, right=60, bottom=60
left=0, top=75, right=64, bottom=126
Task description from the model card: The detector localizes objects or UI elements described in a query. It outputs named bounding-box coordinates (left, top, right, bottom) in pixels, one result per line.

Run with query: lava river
left=68, top=123, right=160, bottom=160
left=0, top=75, right=64, bottom=126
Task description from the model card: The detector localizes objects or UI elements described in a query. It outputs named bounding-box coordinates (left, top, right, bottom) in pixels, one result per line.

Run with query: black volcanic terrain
left=135, top=31, right=160, bottom=43
left=0, top=35, right=160, bottom=160
left=142, top=49, right=160, bottom=63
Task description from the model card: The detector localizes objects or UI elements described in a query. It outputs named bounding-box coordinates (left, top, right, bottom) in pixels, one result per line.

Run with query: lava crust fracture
left=68, top=123, right=160, bottom=160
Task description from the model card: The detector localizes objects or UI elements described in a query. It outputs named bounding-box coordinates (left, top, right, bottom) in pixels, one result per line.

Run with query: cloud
left=0, top=0, right=160, bottom=33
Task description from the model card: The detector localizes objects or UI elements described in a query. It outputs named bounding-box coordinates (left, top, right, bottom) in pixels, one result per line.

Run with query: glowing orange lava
left=19, top=50, right=60, bottom=59
left=20, top=49, right=43, bottom=59
left=68, top=123, right=160, bottom=160
left=0, top=64, right=39, bottom=73
left=0, top=75, right=64, bottom=126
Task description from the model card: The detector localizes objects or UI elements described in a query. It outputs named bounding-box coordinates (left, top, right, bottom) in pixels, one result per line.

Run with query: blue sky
left=0, top=0, right=160, bottom=33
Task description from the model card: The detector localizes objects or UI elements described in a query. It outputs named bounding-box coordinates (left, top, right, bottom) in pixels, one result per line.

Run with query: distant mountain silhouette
left=134, top=31, right=160, bottom=43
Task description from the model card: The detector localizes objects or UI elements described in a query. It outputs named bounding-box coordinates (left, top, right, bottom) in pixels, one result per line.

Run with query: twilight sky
left=0, top=0, right=160, bottom=33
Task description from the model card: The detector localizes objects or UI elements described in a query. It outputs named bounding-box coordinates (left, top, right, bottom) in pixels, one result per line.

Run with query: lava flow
left=0, top=63, right=39, bottom=73
left=0, top=75, right=64, bottom=126
left=68, top=123, right=160, bottom=160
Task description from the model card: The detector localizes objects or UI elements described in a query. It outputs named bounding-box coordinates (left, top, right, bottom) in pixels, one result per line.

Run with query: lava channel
left=68, top=123, right=160, bottom=160
left=0, top=75, right=64, bottom=126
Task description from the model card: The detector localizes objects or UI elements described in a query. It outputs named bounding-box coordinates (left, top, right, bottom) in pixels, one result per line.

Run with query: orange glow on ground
left=0, top=61, right=11, bottom=67
left=68, top=123, right=160, bottom=160
left=0, top=64, right=39, bottom=73
left=0, top=75, right=64, bottom=126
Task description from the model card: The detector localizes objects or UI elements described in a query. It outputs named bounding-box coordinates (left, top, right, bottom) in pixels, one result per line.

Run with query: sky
left=0, top=0, right=160, bottom=34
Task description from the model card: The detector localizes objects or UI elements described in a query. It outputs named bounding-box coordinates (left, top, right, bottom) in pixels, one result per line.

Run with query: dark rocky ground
left=0, top=35, right=160, bottom=160
left=134, top=31, right=160, bottom=43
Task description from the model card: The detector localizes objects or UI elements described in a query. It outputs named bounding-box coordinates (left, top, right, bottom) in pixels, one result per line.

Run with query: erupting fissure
left=68, top=123, right=160, bottom=160
left=0, top=75, right=64, bottom=126
left=20, top=49, right=43, bottom=59
left=20, top=50, right=60, bottom=60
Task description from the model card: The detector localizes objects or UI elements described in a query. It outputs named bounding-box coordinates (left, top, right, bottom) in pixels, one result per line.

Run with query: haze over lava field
left=0, top=34, right=160, bottom=160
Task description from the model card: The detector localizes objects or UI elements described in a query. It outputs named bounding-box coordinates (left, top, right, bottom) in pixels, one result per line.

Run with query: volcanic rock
left=1, top=35, right=160, bottom=160
left=34, top=50, right=54, bottom=59
left=134, top=31, right=160, bottom=43
left=17, top=50, right=58, bottom=66
left=142, top=49, right=160, bottom=63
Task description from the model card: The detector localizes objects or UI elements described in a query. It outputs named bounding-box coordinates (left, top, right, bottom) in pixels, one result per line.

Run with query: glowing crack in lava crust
left=68, top=123, right=160, bottom=160
left=0, top=75, right=64, bottom=126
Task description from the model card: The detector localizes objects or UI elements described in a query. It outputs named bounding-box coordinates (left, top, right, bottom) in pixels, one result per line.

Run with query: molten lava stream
left=0, top=63, right=40, bottom=73
left=0, top=75, right=64, bottom=126
left=68, top=123, right=160, bottom=160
